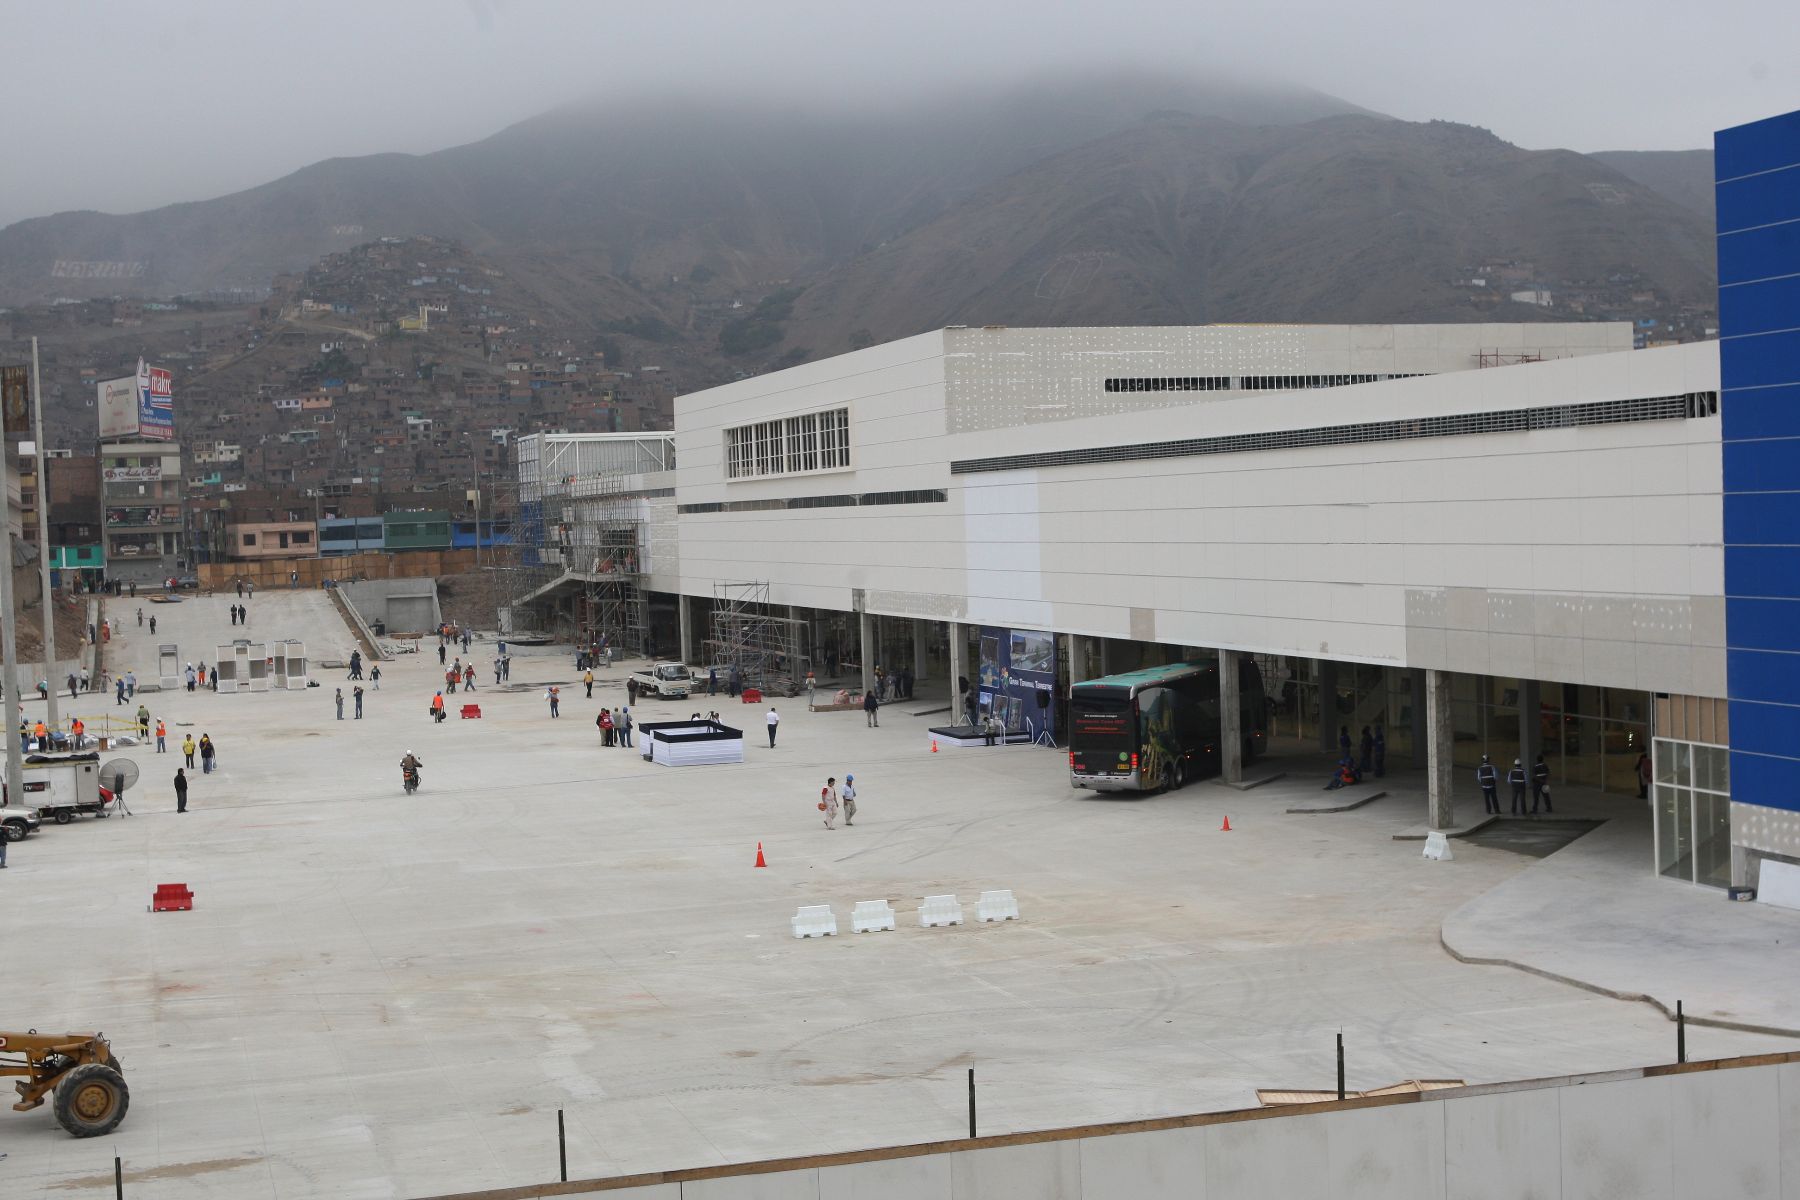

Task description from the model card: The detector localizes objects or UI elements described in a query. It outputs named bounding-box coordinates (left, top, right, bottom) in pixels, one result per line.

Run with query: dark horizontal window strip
left=680, top=488, right=947, bottom=515
left=951, top=392, right=1718, bottom=476
left=1103, top=373, right=1427, bottom=394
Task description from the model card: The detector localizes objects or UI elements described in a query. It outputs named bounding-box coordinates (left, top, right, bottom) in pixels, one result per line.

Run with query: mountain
left=0, top=72, right=1370, bottom=308
left=1589, top=149, right=1715, bottom=222
left=778, top=115, right=1719, bottom=354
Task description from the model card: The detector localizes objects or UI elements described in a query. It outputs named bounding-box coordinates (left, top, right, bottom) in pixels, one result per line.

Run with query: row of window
left=723, top=407, right=851, bottom=479
left=951, top=392, right=1717, bottom=475
left=679, top=489, right=947, bottom=515
left=1103, top=373, right=1427, bottom=394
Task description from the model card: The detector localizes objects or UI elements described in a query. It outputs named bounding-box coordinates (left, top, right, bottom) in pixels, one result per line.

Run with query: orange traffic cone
left=754, top=842, right=767, bottom=868
left=931, top=739, right=939, bottom=753
left=1220, top=815, right=1232, bottom=832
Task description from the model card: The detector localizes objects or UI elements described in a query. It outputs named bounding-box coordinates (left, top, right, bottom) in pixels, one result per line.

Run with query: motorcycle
left=401, top=764, right=421, bottom=795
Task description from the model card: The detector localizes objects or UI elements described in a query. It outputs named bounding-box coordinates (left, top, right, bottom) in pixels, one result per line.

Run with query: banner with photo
left=976, top=625, right=1058, bottom=737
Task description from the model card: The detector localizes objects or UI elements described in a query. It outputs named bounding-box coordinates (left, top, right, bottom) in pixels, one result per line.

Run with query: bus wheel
left=1164, top=762, right=1185, bottom=792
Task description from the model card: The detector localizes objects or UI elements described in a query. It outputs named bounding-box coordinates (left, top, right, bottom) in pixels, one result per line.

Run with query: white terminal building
left=519, top=322, right=1743, bottom=888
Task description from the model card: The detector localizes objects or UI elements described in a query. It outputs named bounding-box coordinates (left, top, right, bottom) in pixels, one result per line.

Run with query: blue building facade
left=1718, top=108, right=1800, bottom=874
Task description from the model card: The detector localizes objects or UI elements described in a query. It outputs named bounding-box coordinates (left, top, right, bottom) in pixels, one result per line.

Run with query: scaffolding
left=704, top=581, right=808, bottom=697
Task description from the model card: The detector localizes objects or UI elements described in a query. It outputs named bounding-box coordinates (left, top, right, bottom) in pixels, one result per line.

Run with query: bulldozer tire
left=53, top=1063, right=129, bottom=1137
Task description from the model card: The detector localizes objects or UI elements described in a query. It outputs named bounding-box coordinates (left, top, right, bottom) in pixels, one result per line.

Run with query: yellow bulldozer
left=0, top=1030, right=129, bottom=1136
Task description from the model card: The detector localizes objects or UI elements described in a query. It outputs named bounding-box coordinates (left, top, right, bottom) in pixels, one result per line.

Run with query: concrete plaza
left=1, top=592, right=1796, bottom=1198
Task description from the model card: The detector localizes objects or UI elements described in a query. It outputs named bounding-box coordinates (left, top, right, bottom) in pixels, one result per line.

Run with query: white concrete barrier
left=1423, top=831, right=1453, bottom=861
left=790, top=905, right=838, bottom=939
left=918, top=894, right=963, bottom=928
left=851, top=899, right=897, bottom=933
left=976, top=889, right=1020, bottom=922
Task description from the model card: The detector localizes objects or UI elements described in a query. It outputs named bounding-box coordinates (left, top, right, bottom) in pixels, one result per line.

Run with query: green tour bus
left=1069, top=659, right=1267, bottom=792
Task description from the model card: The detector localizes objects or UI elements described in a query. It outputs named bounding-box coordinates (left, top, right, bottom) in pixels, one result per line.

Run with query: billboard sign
left=102, top=465, right=162, bottom=483
left=97, top=375, right=138, bottom=438
left=137, top=359, right=174, bottom=440
left=1, top=364, right=27, bottom=425
left=977, top=625, right=1059, bottom=739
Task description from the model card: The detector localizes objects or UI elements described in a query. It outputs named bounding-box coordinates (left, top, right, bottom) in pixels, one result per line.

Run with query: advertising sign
left=137, top=359, right=174, bottom=441
left=977, top=625, right=1059, bottom=738
left=97, top=375, right=139, bottom=438
left=1, top=364, right=28, bottom=425
left=102, top=465, right=162, bottom=483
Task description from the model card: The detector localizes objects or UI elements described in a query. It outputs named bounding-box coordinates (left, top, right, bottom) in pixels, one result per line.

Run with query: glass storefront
left=1448, top=677, right=1648, bottom=797
left=1654, top=738, right=1732, bottom=888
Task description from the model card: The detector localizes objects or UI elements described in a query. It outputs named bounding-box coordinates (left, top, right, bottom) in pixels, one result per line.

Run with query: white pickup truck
left=631, top=661, right=695, bottom=700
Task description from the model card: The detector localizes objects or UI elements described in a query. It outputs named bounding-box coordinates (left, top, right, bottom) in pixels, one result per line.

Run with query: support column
left=1220, top=649, right=1243, bottom=784
left=1317, top=659, right=1339, bottom=754
left=948, top=621, right=966, bottom=722
left=912, top=619, right=928, bottom=688
left=859, top=611, right=875, bottom=698
left=1427, top=668, right=1455, bottom=829
left=677, top=595, right=694, bottom=666
left=1098, top=638, right=1114, bottom=677
left=1518, top=679, right=1541, bottom=793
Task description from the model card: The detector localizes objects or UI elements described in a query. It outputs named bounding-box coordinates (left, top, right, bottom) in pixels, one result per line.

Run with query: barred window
left=723, top=406, right=851, bottom=479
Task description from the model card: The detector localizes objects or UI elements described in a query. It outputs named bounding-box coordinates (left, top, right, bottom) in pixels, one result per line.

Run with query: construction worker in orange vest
left=155, top=719, right=167, bottom=753
left=70, top=717, right=85, bottom=749
left=32, top=720, right=47, bottom=749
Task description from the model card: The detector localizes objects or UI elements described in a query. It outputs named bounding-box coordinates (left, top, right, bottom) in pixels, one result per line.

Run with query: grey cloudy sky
left=2, top=0, right=1795, bottom=228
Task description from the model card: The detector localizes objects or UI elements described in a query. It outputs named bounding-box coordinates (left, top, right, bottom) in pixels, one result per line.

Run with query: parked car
left=0, top=802, right=41, bottom=842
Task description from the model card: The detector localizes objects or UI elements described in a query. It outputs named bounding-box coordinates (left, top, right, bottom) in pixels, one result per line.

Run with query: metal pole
left=1, top=362, right=26, bottom=813
left=968, top=1067, right=976, bottom=1138
left=115, top=1155, right=123, bottom=1198
left=1677, top=1000, right=1687, bottom=1064
left=558, top=1107, right=567, bottom=1181
left=1336, top=1033, right=1345, bottom=1100
left=31, top=339, right=58, bottom=729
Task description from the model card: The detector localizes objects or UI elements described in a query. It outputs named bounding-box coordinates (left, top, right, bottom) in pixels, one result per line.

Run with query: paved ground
left=1443, top=809, right=1800, bottom=1036
left=3, top=603, right=1797, bottom=1198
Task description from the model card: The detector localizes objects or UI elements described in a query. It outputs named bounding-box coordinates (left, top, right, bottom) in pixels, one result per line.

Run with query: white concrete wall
left=670, top=335, right=1721, bottom=695
left=544, top=1059, right=1796, bottom=1200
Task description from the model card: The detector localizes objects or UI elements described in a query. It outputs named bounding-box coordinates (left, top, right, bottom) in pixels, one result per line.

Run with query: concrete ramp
left=102, top=590, right=362, bottom=681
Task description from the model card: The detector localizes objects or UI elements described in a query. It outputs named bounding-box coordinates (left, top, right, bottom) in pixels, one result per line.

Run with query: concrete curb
left=1218, top=772, right=1288, bottom=792
left=1394, top=814, right=1501, bottom=840
left=1286, top=788, right=1385, bottom=813
left=1437, top=928, right=1800, bottom=1040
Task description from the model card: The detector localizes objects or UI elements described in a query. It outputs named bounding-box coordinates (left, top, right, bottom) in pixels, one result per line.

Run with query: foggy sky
left=3, top=0, right=1795, bottom=228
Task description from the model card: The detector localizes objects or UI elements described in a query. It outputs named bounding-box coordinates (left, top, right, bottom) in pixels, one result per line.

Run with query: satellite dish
left=101, top=759, right=141, bottom=795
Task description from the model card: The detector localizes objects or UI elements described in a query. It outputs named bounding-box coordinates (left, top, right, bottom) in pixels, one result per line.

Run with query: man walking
left=841, top=774, right=857, bottom=826
left=583, top=668, right=594, bottom=699
left=371, top=665, right=381, bottom=690
left=438, top=643, right=447, bottom=666
left=863, top=688, right=880, bottom=728
left=1507, top=758, right=1528, bottom=816
left=766, top=706, right=780, bottom=748
left=494, top=657, right=503, bottom=686
left=174, top=767, right=188, bottom=814
left=354, top=685, right=365, bottom=719
left=1476, top=755, right=1499, bottom=815
left=547, top=686, right=560, bottom=718
left=116, top=676, right=126, bottom=706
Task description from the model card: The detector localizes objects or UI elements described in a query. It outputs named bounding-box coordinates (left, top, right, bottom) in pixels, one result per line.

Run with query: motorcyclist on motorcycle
left=400, top=751, right=423, bottom=792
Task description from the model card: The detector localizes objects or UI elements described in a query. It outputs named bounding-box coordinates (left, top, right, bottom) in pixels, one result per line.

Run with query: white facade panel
left=659, top=326, right=1721, bottom=695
